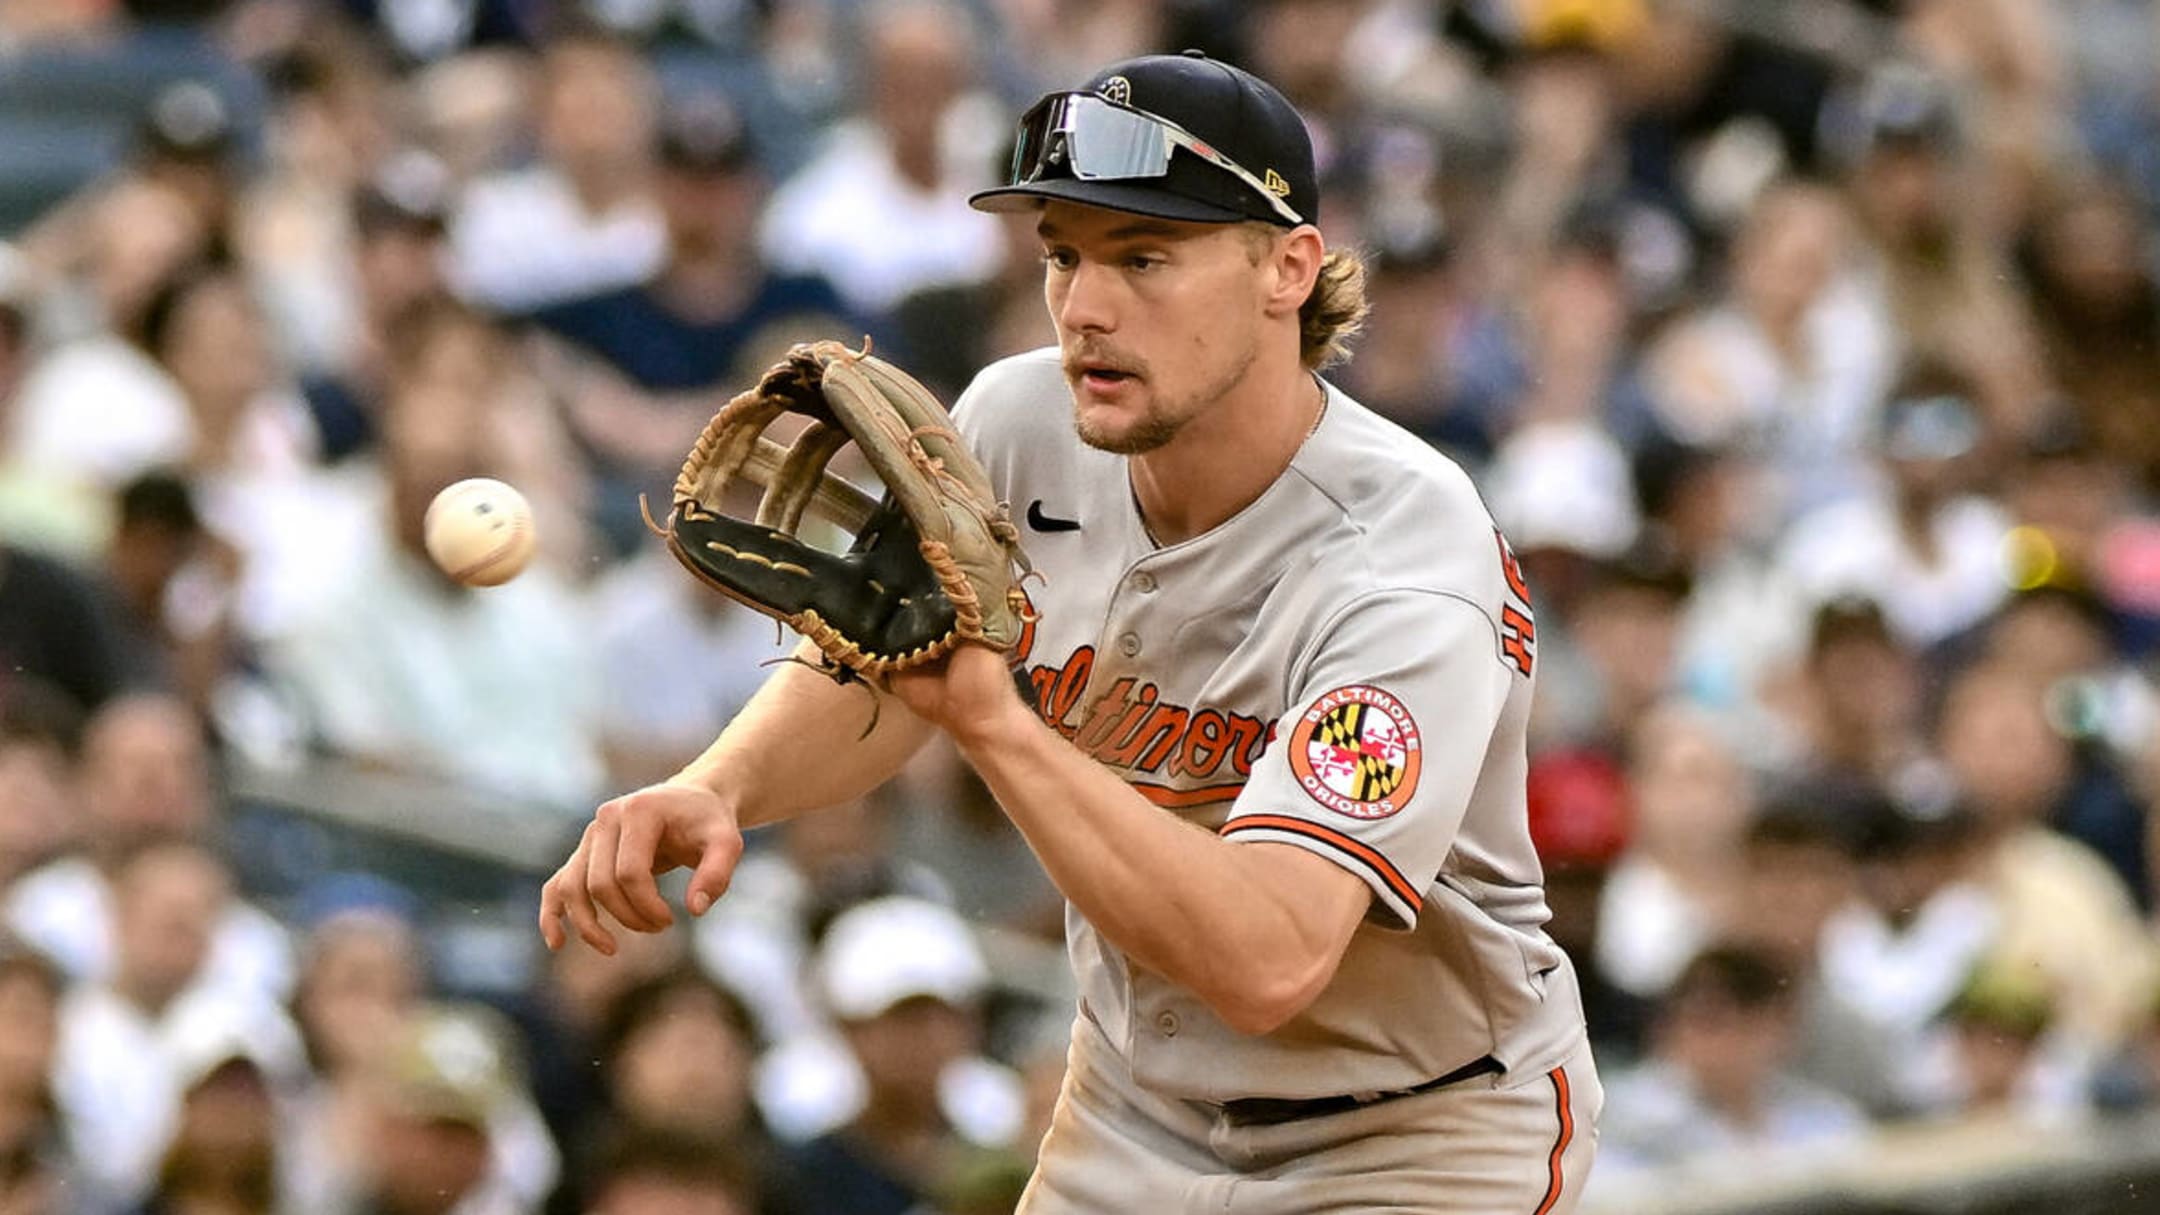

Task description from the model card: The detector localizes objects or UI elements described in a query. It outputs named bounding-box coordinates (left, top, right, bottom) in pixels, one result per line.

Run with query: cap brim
left=969, top=178, right=1249, bottom=224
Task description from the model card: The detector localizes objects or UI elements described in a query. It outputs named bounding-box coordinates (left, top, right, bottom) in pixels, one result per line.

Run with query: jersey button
left=1131, top=571, right=1157, bottom=594
left=1117, top=632, right=1142, bottom=657
left=1156, top=1010, right=1179, bottom=1037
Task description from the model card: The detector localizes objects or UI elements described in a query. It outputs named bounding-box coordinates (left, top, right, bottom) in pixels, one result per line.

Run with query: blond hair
left=1300, top=248, right=1369, bottom=370
left=1242, top=224, right=1369, bottom=370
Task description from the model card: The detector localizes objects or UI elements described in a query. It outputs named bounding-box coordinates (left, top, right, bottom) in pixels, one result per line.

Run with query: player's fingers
left=611, top=806, right=676, bottom=930
left=686, top=823, right=745, bottom=917
left=537, top=868, right=566, bottom=950
left=581, top=808, right=649, bottom=939
left=560, top=823, right=617, bottom=955
left=538, top=829, right=595, bottom=950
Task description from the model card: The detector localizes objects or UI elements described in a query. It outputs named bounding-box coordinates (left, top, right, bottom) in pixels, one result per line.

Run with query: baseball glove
left=661, top=339, right=1033, bottom=683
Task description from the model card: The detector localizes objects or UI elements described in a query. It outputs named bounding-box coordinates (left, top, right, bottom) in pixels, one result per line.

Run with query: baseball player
left=541, top=51, right=1600, bottom=1213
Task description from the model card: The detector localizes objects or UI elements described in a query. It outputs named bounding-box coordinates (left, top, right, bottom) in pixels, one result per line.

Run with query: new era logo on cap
left=1098, top=75, right=1131, bottom=104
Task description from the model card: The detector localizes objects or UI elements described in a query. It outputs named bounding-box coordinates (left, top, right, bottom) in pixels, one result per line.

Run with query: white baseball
left=424, top=478, right=537, bottom=587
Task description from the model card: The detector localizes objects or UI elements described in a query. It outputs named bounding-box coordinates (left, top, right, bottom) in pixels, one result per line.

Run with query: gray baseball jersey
left=952, top=348, right=1589, bottom=1105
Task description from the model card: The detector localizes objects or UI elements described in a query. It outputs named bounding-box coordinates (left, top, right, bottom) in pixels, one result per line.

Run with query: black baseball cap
left=970, top=51, right=1319, bottom=228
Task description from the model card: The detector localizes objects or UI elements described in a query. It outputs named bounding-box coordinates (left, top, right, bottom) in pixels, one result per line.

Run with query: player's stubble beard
left=1064, top=333, right=1260, bottom=456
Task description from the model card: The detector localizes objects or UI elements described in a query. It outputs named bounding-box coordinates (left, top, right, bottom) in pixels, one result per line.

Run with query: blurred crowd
left=5, top=0, right=2160, bottom=1211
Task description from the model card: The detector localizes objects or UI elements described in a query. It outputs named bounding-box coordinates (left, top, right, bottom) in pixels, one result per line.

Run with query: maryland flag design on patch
left=1288, top=685, right=1423, bottom=820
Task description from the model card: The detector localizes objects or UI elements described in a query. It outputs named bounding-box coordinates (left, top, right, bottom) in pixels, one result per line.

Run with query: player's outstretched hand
left=537, top=782, right=745, bottom=955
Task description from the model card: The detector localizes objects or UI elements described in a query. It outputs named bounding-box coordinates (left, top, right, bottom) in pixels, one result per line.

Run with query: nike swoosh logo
left=1026, top=500, right=1082, bottom=532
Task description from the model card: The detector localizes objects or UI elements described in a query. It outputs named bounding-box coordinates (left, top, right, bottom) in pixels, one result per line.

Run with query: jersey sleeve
left=1222, top=588, right=1516, bottom=930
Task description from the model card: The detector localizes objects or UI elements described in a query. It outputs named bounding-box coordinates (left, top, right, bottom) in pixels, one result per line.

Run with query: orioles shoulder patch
left=1287, top=685, right=1422, bottom=820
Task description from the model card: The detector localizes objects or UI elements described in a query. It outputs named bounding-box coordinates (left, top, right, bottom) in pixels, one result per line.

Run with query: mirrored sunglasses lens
left=1010, top=97, right=1059, bottom=183
left=1063, top=97, right=1171, bottom=181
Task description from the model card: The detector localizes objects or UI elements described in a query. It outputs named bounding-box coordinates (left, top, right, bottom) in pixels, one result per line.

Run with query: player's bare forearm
left=540, top=647, right=938, bottom=955
left=671, top=644, right=936, bottom=830
left=946, top=684, right=1368, bottom=1034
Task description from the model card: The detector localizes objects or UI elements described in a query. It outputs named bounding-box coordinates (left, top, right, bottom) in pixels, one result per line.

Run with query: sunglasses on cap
left=1008, top=92, right=1305, bottom=227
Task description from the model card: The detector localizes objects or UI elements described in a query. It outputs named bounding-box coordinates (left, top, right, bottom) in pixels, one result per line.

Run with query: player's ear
left=1263, top=225, right=1326, bottom=320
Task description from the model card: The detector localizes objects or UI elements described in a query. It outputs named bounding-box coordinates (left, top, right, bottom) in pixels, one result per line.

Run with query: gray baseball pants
left=1019, top=1014, right=1601, bottom=1214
